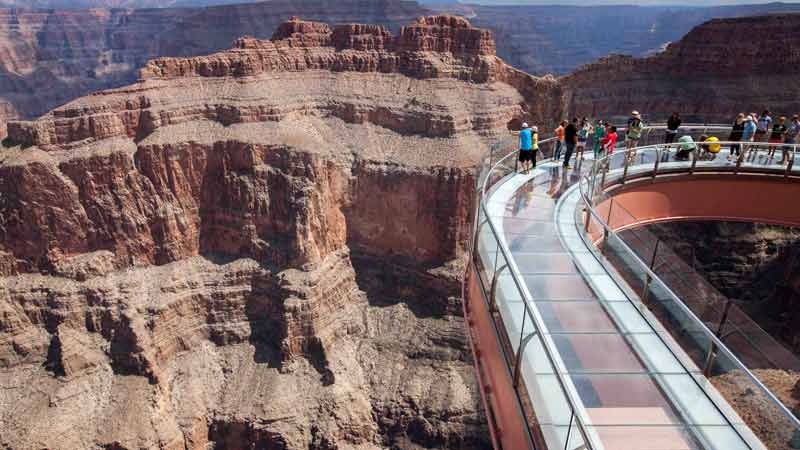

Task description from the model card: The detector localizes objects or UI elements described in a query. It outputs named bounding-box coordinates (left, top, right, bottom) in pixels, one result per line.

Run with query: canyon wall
left=645, top=221, right=800, bottom=355
left=427, top=2, right=800, bottom=76
left=0, top=0, right=430, bottom=138
left=559, top=14, right=800, bottom=122
left=0, top=15, right=556, bottom=449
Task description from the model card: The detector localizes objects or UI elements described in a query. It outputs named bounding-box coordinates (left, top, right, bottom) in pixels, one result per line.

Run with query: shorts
left=518, top=149, right=533, bottom=162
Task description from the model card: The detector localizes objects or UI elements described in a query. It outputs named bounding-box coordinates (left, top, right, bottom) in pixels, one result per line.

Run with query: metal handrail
left=577, top=140, right=800, bottom=433
left=478, top=133, right=594, bottom=449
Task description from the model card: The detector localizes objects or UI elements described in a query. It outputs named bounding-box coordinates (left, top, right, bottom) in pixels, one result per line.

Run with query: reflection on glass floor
left=479, top=158, right=762, bottom=450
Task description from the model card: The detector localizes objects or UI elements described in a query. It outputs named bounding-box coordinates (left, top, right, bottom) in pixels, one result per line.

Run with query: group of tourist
left=726, top=111, right=800, bottom=164
left=513, top=109, right=800, bottom=172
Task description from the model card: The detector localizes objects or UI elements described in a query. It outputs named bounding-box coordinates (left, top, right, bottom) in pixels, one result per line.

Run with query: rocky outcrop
left=560, top=15, right=800, bottom=122
left=0, top=0, right=431, bottom=138
left=0, top=15, right=537, bottom=449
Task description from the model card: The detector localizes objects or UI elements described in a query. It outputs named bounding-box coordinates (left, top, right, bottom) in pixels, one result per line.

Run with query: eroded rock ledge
left=5, top=14, right=557, bottom=151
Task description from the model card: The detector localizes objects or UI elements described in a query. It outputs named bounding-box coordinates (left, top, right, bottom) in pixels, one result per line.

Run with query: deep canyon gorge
left=1, top=3, right=800, bottom=450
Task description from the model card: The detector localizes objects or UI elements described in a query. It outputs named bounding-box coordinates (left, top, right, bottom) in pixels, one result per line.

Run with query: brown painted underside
left=594, top=174, right=800, bottom=231
left=464, top=267, right=535, bottom=450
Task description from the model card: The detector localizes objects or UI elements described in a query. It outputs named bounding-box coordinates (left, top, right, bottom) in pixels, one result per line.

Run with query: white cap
left=744, top=116, right=753, bottom=121
left=632, top=110, right=640, bottom=116
left=522, top=122, right=529, bottom=128
left=532, top=126, right=538, bottom=132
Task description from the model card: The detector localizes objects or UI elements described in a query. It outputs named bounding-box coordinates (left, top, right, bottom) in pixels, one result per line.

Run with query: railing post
left=735, top=148, right=744, bottom=174
left=621, top=152, right=630, bottom=183
left=787, top=145, right=797, bottom=178
left=584, top=205, right=592, bottom=233
left=690, top=146, right=698, bottom=174
left=600, top=159, right=608, bottom=189
left=563, top=411, right=575, bottom=450
left=716, top=299, right=735, bottom=338
left=472, top=220, right=485, bottom=264
left=512, top=307, right=534, bottom=387
left=489, top=264, right=508, bottom=313
left=653, top=146, right=661, bottom=179
left=513, top=330, right=537, bottom=387
left=641, top=239, right=661, bottom=305
left=703, top=342, right=718, bottom=378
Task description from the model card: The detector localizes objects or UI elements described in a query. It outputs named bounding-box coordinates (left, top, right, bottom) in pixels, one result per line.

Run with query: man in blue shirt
left=516, top=122, right=534, bottom=173
left=742, top=115, right=758, bottom=161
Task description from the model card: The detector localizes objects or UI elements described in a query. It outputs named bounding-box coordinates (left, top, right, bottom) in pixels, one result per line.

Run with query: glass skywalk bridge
left=465, top=126, right=800, bottom=450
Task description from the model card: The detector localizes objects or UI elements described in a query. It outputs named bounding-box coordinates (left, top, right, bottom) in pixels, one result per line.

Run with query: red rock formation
left=560, top=15, right=800, bottom=121
left=0, top=15, right=535, bottom=449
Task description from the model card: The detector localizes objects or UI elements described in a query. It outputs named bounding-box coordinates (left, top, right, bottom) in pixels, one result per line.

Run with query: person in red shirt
left=601, top=125, right=617, bottom=155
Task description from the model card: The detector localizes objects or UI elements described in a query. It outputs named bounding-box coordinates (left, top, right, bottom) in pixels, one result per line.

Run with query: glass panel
left=605, top=301, right=652, bottom=333
left=627, top=333, right=687, bottom=374
left=603, top=232, right=649, bottom=295
left=514, top=253, right=582, bottom=275
left=538, top=301, right=617, bottom=333
left=523, top=274, right=599, bottom=301
left=552, top=334, right=646, bottom=373
left=503, top=221, right=557, bottom=240
left=520, top=371, right=574, bottom=428
left=643, top=277, right=715, bottom=370
left=508, top=234, right=569, bottom=253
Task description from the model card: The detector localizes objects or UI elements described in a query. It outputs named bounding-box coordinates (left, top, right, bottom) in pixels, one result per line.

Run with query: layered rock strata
left=427, top=3, right=800, bottom=76
left=0, top=0, right=431, bottom=138
left=0, top=15, right=550, bottom=449
left=560, top=15, right=800, bottom=122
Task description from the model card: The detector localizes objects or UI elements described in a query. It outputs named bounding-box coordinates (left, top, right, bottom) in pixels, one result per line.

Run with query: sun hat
left=522, top=122, right=529, bottom=128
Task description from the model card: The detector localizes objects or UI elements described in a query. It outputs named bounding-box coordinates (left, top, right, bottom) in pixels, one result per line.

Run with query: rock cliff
left=427, top=2, right=800, bottom=76
left=560, top=14, right=800, bottom=122
left=0, top=15, right=553, bottom=449
left=0, top=0, right=430, bottom=138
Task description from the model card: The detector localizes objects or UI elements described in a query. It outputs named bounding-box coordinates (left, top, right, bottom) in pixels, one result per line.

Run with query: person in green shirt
left=593, top=119, right=606, bottom=159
